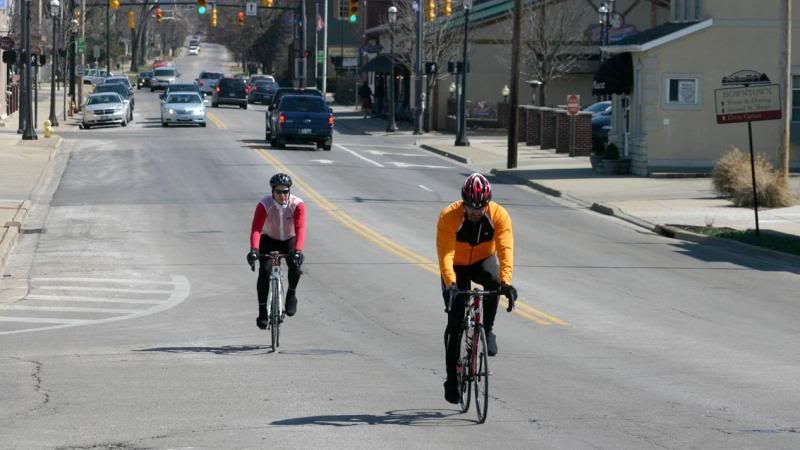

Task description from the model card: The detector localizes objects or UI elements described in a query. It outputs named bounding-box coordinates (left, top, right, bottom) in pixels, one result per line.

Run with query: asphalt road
left=1, top=45, right=800, bottom=449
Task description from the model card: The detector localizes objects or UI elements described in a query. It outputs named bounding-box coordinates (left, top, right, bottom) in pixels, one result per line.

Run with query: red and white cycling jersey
left=250, top=194, right=306, bottom=250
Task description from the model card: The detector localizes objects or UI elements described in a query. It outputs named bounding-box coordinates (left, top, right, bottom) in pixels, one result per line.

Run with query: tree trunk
left=538, top=83, right=546, bottom=107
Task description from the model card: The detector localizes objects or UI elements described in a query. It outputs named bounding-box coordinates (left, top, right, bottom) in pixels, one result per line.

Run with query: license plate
left=300, top=128, right=312, bottom=134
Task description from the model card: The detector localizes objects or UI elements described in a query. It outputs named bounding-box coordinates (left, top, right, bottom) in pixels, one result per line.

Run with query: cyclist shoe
left=444, top=378, right=460, bottom=404
left=486, top=331, right=498, bottom=356
left=285, top=289, right=298, bottom=316
left=256, top=316, right=268, bottom=330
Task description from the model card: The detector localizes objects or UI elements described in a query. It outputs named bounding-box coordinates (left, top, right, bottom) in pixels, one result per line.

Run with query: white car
left=188, top=46, right=200, bottom=55
left=82, top=93, right=127, bottom=129
left=150, top=67, right=179, bottom=92
left=161, top=92, right=207, bottom=127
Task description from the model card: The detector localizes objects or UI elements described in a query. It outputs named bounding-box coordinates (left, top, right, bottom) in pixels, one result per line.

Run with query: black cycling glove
left=500, top=283, right=517, bottom=312
left=444, top=284, right=458, bottom=313
left=289, top=250, right=304, bottom=268
left=246, top=249, right=259, bottom=271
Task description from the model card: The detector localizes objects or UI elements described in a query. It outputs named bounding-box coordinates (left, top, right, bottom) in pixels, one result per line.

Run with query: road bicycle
left=446, top=289, right=500, bottom=424
left=251, top=251, right=287, bottom=352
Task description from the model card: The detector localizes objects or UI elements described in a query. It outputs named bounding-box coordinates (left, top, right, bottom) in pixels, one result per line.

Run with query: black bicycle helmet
left=269, top=173, right=293, bottom=189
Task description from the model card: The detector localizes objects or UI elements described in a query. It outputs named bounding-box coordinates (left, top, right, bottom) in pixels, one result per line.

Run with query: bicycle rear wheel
left=269, top=278, right=281, bottom=352
left=457, top=327, right=472, bottom=413
left=474, top=326, right=489, bottom=424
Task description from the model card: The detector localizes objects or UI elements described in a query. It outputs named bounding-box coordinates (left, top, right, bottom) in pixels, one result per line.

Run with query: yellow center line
left=206, top=111, right=226, bottom=129
left=254, top=148, right=568, bottom=327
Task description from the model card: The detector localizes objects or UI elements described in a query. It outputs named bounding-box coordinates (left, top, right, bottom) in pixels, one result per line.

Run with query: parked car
left=150, top=67, right=179, bottom=91
left=82, top=68, right=113, bottom=86
left=591, top=105, right=612, bottom=139
left=266, top=87, right=323, bottom=139
left=136, top=71, right=154, bottom=89
left=161, top=92, right=207, bottom=127
left=270, top=95, right=333, bottom=150
left=248, top=80, right=278, bottom=105
left=94, top=83, right=133, bottom=121
left=103, top=76, right=135, bottom=102
left=81, top=93, right=127, bottom=129
left=583, top=100, right=611, bottom=115
left=196, top=71, right=224, bottom=96
left=160, top=83, right=202, bottom=102
left=188, top=45, right=200, bottom=56
left=211, top=77, right=248, bottom=109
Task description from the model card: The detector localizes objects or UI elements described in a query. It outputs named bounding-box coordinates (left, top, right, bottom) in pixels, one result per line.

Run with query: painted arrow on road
left=309, top=159, right=335, bottom=164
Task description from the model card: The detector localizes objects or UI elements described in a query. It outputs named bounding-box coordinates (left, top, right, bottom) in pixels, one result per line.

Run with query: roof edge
left=603, top=18, right=714, bottom=54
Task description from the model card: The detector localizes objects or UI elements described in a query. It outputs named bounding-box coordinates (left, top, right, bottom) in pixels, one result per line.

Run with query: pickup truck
left=270, top=95, right=333, bottom=151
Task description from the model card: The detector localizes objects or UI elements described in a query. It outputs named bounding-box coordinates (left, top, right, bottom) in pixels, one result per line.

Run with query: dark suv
left=266, top=87, right=323, bottom=139
left=211, top=77, right=247, bottom=109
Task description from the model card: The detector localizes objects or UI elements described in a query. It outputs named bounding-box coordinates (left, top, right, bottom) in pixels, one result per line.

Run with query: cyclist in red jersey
left=247, top=173, right=307, bottom=329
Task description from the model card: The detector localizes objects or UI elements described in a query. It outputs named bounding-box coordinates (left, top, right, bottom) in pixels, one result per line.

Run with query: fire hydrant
left=43, top=119, right=54, bottom=138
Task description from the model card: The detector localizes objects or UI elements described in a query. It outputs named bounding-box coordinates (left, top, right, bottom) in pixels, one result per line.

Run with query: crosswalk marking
left=33, top=277, right=179, bottom=286
left=37, top=286, right=173, bottom=294
left=2, top=305, right=142, bottom=314
left=25, top=294, right=162, bottom=304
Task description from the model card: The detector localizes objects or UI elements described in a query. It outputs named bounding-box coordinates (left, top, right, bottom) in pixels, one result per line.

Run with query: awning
left=360, top=54, right=406, bottom=74
left=592, top=52, right=633, bottom=96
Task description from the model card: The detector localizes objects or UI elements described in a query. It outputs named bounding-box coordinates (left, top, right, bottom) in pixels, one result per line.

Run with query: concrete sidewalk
left=414, top=136, right=800, bottom=240
left=0, top=85, right=71, bottom=272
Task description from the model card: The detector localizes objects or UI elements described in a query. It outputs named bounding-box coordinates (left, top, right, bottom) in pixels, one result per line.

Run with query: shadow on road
left=239, top=141, right=319, bottom=152
left=271, top=409, right=474, bottom=427
left=133, top=345, right=269, bottom=355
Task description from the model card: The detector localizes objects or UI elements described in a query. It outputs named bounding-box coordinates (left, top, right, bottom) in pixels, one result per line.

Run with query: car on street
left=196, top=71, right=224, bottom=96
left=136, top=71, right=154, bottom=89
left=188, top=45, right=200, bottom=56
left=150, top=67, right=179, bottom=91
left=211, top=77, right=248, bottom=109
left=583, top=100, right=611, bottom=115
left=265, top=87, right=323, bottom=139
left=248, top=80, right=278, bottom=105
left=82, top=68, right=113, bottom=86
left=94, top=83, right=134, bottom=121
left=161, top=92, right=207, bottom=127
left=160, top=82, right=202, bottom=102
left=591, top=105, right=612, bottom=139
left=270, top=94, right=333, bottom=150
left=81, top=93, right=128, bottom=129
left=104, top=75, right=135, bottom=98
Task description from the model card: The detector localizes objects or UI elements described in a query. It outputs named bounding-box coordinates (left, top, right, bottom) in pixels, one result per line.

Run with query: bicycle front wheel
left=474, top=326, right=489, bottom=424
left=457, top=327, right=472, bottom=413
left=269, top=278, right=281, bottom=352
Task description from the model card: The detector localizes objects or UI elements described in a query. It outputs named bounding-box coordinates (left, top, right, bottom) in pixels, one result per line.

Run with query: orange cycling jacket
left=436, top=200, right=514, bottom=286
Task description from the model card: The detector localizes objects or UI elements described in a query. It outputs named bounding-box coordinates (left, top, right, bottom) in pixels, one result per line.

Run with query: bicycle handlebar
left=249, top=251, right=288, bottom=272
left=445, top=289, right=501, bottom=313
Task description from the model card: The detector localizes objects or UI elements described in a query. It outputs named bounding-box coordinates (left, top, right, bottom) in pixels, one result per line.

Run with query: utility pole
left=106, top=0, right=110, bottom=74
left=779, top=0, right=791, bottom=182
left=507, top=0, right=522, bottom=168
left=322, top=0, right=328, bottom=95
left=413, top=0, right=423, bottom=135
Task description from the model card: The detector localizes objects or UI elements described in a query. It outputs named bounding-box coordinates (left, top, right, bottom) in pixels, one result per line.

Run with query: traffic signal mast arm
left=86, top=0, right=298, bottom=9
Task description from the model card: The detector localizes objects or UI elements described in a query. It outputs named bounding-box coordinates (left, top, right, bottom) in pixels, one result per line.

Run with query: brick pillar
left=573, top=112, right=593, bottom=156
left=540, top=108, right=557, bottom=150
left=526, top=107, right=541, bottom=146
left=555, top=111, right=571, bottom=154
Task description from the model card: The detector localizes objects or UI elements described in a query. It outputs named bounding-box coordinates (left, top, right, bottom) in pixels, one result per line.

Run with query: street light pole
left=18, top=0, right=27, bottom=134
left=386, top=6, right=399, bottom=132
left=106, top=0, right=110, bottom=74
left=454, top=0, right=471, bottom=147
left=49, top=0, right=61, bottom=127
left=22, top=0, right=38, bottom=140
left=413, top=0, right=423, bottom=135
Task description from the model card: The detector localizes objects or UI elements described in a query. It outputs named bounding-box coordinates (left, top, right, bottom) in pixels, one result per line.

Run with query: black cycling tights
left=257, top=235, right=301, bottom=312
left=442, top=256, right=500, bottom=378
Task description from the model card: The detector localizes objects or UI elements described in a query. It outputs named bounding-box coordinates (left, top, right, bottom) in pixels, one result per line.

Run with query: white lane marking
left=3, top=305, right=142, bottom=314
left=33, top=277, right=178, bottom=286
left=366, top=150, right=435, bottom=157
left=38, top=286, right=173, bottom=294
left=334, top=143, right=384, bottom=167
left=309, top=159, right=335, bottom=164
left=25, top=294, right=162, bottom=304
left=388, top=161, right=452, bottom=169
left=0, top=275, right=191, bottom=335
left=342, top=143, right=416, bottom=149
left=0, top=317, right=88, bottom=324
left=418, top=184, right=433, bottom=192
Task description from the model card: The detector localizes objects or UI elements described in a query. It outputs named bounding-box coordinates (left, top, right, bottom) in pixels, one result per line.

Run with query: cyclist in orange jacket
left=436, top=173, right=517, bottom=404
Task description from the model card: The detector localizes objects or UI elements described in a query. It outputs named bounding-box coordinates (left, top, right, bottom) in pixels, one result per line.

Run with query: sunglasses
left=273, top=188, right=290, bottom=194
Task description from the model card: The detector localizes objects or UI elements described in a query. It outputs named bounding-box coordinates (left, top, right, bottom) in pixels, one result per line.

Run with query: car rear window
left=279, top=96, right=326, bottom=113
left=97, top=84, right=128, bottom=97
left=155, top=69, right=176, bottom=77
left=220, top=79, right=245, bottom=89
left=255, top=81, right=276, bottom=90
left=201, top=72, right=223, bottom=79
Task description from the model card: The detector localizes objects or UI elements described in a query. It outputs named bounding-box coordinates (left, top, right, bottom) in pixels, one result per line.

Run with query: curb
left=419, top=144, right=471, bottom=164
left=652, top=224, right=800, bottom=263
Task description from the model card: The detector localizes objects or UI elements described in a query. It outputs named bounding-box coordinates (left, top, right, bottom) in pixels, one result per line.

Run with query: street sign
left=76, top=38, right=86, bottom=54
left=93, top=45, right=100, bottom=59
left=316, top=50, right=324, bottom=64
left=246, top=1, right=257, bottom=16
left=714, top=84, right=781, bottom=124
left=566, top=94, right=580, bottom=116
left=76, top=65, right=84, bottom=76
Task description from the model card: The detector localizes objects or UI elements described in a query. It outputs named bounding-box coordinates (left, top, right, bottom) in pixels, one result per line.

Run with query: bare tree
left=495, top=0, right=588, bottom=106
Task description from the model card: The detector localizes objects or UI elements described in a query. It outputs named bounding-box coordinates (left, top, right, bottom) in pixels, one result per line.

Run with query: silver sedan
left=81, top=93, right=127, bottom=129
left=161, top=92, right=207, bottom=127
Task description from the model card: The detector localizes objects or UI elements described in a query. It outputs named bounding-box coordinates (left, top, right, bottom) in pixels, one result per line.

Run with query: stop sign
left=567, top=94, right=580, bottom=116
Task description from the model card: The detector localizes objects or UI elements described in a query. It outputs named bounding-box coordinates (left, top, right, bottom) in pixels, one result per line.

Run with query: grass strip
left=677, top=226, right=800, bottom=256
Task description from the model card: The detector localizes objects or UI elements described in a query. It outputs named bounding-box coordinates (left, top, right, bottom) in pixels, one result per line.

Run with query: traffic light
left=155, top=7, right=162, bottom=24
left=110, top=0, right=120, bottom=11
left=128, top=11, right=135, bottom=29
left=261, top=0, right=273, bottom=7
left=444, top=0, right=452, bottom=16
left=237, top=11, right=245, bottom=27
left=210, top=7, right=217, bottom=27
left=426, top=0, right=436, bottom=22
left=197, top=0, right=207, bottom=14
left=348, top=0, right=358, bottom=22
